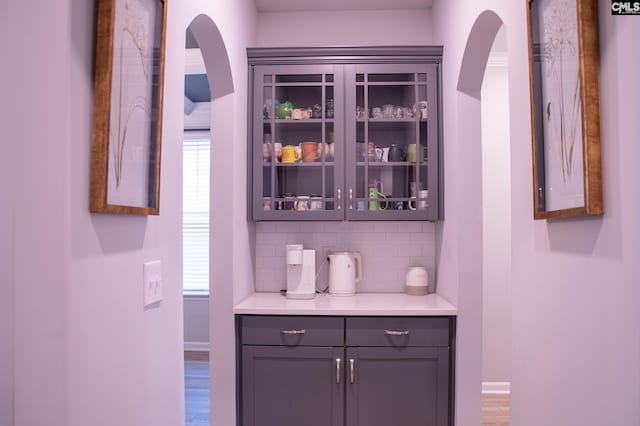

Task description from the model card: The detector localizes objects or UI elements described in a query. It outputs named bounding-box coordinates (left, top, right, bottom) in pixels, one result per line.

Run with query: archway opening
left=480, top=25, right=512, bottom=426
left=182, top=13, right=234, bottom=426
left=456, top=9, right=512, bottom=426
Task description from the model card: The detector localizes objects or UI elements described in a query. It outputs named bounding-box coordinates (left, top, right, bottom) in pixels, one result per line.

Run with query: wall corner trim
left=184, top=342, right=210, bottom=352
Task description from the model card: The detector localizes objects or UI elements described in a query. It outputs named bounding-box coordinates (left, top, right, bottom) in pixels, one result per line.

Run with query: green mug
left=368, top=188, right=387, bottom=211
left=406, top=144, right=425, bottom=163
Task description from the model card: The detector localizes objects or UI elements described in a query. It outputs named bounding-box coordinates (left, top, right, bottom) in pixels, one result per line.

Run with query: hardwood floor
left=185, top=352, right=210, bottom=426
left=184, top=351, right=509, bottom=426
left=481, top=393, right=510, bottom=426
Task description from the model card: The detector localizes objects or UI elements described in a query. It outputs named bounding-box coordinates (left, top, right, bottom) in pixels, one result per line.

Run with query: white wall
left=256, top=222, right=436, bottom=293
left=509, top=9, right=640, bottom=426
left=433, top=2, right=640, bottom=426
left=481, top=48, right=511, bottom=383
left=256, top=9, right=433, bottom=47
left=183, top=297, right=209, bottom=350
left=0, top=3, right=17, bottom=425
left=1, top=2, right=256, bottom=426
left=10, top=2, right=70, bottom=424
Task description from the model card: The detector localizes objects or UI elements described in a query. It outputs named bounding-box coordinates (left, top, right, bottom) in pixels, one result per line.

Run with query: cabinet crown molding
left=247, top=45, right=443, bottom=65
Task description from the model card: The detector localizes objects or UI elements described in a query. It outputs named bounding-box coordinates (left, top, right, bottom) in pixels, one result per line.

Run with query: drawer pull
left=385, top=329, right=410, bottom=336
left=349, top=359, right=355, bottom=384
left=280, top=329, right=306, bottom=335
left=336, top=358, right=341, bottom=384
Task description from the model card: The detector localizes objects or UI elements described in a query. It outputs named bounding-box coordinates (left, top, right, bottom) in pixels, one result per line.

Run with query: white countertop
left=233, top=292, right=457, bottom=316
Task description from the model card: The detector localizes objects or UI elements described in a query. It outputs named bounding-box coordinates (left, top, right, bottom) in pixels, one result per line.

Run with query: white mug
left=419, top=101, right=428, bottom=120
left=419, top=190, right=429, bottom=209
left=409, top=197, right=417, bottom=210
left=309, top=196, right=322, bottom=211
left=295, top=196, right=310, bottom=211
left=409, top=182, right=422, bottom=211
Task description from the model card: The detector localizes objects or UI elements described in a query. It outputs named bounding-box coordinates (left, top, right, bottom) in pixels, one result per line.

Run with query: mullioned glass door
left=252, top=64, right=345, bottom=220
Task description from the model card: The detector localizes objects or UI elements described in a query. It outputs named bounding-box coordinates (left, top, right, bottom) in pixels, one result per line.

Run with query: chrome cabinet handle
left=280, top=329, right=306, bottom=335
left=349, top=359, right=355, bottom=384
left=336, top=358, right=341, bottom=384
left=384, top=329, right=410, bottom=336
left=349, top=187, right=354, bottom=209
left=337, top=188, right=342, bottom=210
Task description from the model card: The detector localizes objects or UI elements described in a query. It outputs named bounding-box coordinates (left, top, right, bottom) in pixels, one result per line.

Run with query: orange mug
left=301, top=141, right=320, bottom=162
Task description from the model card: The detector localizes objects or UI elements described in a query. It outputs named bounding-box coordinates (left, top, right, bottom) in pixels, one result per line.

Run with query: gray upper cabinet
left=248, top=47, right=442, bottom=221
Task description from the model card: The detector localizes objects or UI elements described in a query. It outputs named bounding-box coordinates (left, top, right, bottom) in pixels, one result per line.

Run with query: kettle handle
left=353, top=252, right=363, bottom=283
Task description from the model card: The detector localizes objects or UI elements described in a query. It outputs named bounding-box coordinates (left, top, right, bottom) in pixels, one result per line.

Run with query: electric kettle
left=328, top=252, right=363, bottom=296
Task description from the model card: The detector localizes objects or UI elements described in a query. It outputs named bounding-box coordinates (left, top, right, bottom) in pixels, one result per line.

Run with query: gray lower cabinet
left=345, top=347, right=449, bottom=426
left=237, top=315, right=454, bottom=426
left=241, top=346, right=344, bottom=426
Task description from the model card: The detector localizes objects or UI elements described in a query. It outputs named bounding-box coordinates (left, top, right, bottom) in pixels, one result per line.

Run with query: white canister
left=405, top=266, right=429, bottom=296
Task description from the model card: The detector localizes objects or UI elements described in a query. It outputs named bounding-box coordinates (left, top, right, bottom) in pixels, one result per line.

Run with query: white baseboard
left=184, top=341, right=209, bottom=352
left=482, top=381, right=511, bottom=394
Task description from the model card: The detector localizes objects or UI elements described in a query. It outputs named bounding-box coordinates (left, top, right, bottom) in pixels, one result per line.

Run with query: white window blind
left=183, top=133, right=210, bottom=294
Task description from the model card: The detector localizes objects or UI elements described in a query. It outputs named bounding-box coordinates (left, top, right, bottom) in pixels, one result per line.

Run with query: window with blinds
left=183, top=132, right=210, bottom=294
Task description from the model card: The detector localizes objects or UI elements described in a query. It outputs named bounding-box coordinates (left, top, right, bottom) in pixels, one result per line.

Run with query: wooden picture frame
left=526, top=0, right=603, bottom=219
left=90, top=0, right=167, bottom=215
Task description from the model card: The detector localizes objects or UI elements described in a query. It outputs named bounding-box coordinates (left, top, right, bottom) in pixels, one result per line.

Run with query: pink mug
left=367, top=142, right=383, bottom=161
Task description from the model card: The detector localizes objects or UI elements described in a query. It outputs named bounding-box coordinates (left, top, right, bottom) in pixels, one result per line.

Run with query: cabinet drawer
left=346, top=317, right=450, bottom=347
left=240, top=315, right=344, bottom=346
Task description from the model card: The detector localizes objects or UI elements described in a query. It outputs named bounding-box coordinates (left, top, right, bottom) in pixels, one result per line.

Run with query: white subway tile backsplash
left=341, top=222, right=373, bottom=233
left=297, top=222, right=329, bottom=233
left=331, top=222, right=351, bottom=233
left=310, top=233, right=339, bottom=246
left=255, top=221, right=437, bottom=293
left=422, top=222, right=436, bottom=233
left=275, top=222, right=302, bottom=233
left=396, top=222, right=425, bottom=233
left=373, top=222, right=399, bottom=233
left=422, top=243, right=436, bottom=257
left=257, top=222, right=278, bottom=232
left=256, top=243, right=276, bottom=258
left=385, top=232, right=428, bottom=243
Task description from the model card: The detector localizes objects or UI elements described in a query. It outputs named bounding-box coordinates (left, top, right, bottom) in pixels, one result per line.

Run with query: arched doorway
left=480, top=25, right=512, bottom=426
left=182, top=13, right=234, bottom=426
left=455, top=9, right=511, bottom=426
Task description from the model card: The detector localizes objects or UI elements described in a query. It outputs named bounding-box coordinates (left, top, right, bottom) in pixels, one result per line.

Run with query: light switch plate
left=143, top=260, right=163, bottom=308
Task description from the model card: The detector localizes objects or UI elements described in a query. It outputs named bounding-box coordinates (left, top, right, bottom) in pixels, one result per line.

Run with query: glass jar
left=325, top=98, right=334, bottom=118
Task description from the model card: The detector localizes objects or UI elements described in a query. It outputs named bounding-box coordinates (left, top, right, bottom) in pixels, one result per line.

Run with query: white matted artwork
left=526, top=0, right=603, bottom=219
left=90, top=0, right=167, bottom=215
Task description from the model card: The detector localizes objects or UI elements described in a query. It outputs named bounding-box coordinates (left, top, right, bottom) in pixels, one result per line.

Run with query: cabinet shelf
left=356, top=161, right=427, bottom=167
left=356, top=81, right=426, bottom=86
left=264, top=162, right=335, bottom=167
left=267, top=118, right=334, bottom=124
left=357, top=118, right=427, bottom=123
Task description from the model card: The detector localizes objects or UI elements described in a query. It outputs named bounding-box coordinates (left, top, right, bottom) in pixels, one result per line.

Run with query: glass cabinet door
left=345, top=64, right=439, bottom=220
left=252, top=65, right=344, bottom=220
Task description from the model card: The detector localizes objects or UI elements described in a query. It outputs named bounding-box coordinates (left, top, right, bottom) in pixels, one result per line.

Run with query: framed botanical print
left=526, top=0, right=603, bottom=219
left=90, top=0, right=167, bottom=215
